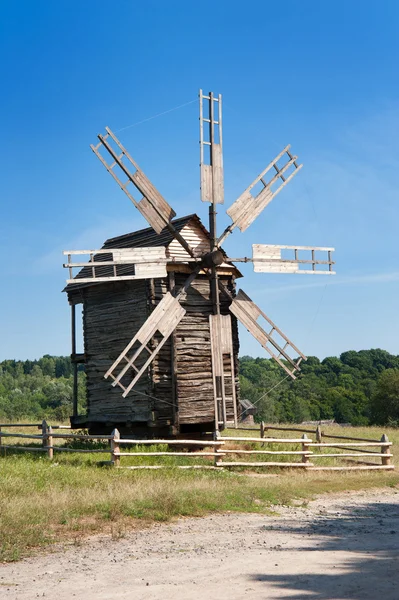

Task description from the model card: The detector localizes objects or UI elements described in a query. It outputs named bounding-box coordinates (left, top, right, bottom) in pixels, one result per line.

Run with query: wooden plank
left=91, top=127, right=176, bottom=234
left=64, top=248, right=167, bottom=258
left=252, top=244, right=335, bottom=275
left=221, top=450, right=311, bottom=455
left=221, top=436, right=306, bottom=443
left=201, top=164, right=213, bottom=203
left=117, top=439, right=224, bottom=446
left=308, top=442, right=392, bottom=447
left=116, top=465, right=220, bottom=470
left=209, top=314, right=237, bottom=429
left=66, top=273, right=166, bottom=285
left=310, top=466, right=395, bottom=471
left=132, top=170, right=175, bottom=222
left=252, top=244, right=335, bottom=252
left=0, top=432, right=43, bottom=439
left=0, top=445, right=47, bottom=452
left=219, top=462, right=311, bottom=468
left=64, top=247, right=168, bottom=284
left=320, top=432, right=382, bottom=443
left=115, top=451, right=224, bottom=457
left=212, top=143, right=224, bottom=204
left=311, top=453, right=393, bottom=458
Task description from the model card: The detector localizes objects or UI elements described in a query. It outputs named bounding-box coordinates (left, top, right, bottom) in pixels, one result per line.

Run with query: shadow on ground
left=251, top=500, right=399, bottom=599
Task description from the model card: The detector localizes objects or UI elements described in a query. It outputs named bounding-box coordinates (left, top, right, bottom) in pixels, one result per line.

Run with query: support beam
left=71, top=304, right=78, bottom=417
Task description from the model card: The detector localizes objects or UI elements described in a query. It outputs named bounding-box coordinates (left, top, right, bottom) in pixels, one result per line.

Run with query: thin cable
left=252, top=374, right=290, bottom=408
left=307, top=282, right=328, bottom=337
left=115, top=99, right=197, bottom=133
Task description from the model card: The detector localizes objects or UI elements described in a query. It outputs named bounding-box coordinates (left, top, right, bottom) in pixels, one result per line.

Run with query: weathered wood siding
left=82, top=281, right=154, bottom=422
left=74, top=271, right=239, bottom=430
left=152, top=273, right=239, bottom=426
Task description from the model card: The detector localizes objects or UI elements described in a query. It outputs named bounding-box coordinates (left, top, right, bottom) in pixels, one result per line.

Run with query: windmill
left=64, top=90, right=335, bottom=434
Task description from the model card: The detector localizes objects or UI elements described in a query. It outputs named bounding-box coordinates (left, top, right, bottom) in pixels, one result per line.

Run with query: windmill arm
left=216, top=146, right=302, bottom=247
left=91, top=127, right=197, bottom=259
left=229, top=289, right=306, bottom=380
left=104, top=265, right=201, bottom=396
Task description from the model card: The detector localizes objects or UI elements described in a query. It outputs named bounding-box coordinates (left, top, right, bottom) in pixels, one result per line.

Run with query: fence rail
left=0, top=421, right=394, bottom=471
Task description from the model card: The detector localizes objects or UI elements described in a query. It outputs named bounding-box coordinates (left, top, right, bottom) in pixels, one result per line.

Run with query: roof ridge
left=104, top=213, right=200, bottom=246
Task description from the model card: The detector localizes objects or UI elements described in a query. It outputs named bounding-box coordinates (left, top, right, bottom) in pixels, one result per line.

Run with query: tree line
left=240, top=349, right=399, bottom=426
left=0, top=349, right=398, bottom=425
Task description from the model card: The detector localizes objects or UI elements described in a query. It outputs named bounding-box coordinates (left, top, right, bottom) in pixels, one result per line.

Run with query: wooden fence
left=0, top=421, right=394, bottom=471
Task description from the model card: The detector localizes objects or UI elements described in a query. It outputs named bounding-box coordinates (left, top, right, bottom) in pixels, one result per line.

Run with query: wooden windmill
left=63, top=90, right=335, bottom=435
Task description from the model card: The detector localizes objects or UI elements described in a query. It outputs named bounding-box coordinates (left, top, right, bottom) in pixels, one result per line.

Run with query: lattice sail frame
left=63, top=248, right=168, bottom=284
left=230, top=290, right=306, bottom=379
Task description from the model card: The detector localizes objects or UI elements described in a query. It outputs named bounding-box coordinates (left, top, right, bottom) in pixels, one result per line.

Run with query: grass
left=0, top=423, right=398, bottom=562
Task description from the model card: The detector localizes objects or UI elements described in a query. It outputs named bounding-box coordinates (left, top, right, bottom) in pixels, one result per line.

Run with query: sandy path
left=0, top=488, right=398, bottom=599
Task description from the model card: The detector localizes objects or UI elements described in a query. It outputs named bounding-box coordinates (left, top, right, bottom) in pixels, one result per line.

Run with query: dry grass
left=0, top=422, right=398, bottom=562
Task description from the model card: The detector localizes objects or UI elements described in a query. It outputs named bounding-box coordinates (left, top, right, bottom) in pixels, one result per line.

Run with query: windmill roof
left=63, top=214, right=239, bottom=294
left=102, top=214, right=206, bottom=250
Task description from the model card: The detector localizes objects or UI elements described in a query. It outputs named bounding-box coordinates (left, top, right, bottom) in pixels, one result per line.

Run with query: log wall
left=73, top=271, right=239, bottom=431
left=82, top=281, right=154, bottom=423
left=152, top=273, right=240, bottom=426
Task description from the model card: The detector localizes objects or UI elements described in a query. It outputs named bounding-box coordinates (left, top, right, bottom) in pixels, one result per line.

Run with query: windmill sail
left=229, top=289, right=306, bottom=379
left=199, top=90, right=224, bottom=204
left=91, top=127, right=176, bottom=234
left=105, top=292, right=186, bottom=398
left=218, top=146, right=302, bottom=245
left=63, top=247, right=168, bottom=284
left=209, top=314, right=238, bottom=430
left=252, top=244, right=335, bottom=274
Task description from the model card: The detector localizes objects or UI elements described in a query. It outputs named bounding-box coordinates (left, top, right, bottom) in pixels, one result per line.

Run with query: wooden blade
left=91, top=127, right=176, bottom=234
left=252, top=244, right=336, bottom=275
left=105, top=292, right=186, bottom=397
left=63, top=247, right=168, bottom=284
left=229, top=289, right=306, bottom=379
left=220, top=146, right=302, bottom=243
left=199, top=90, right=224, bottom=204
left=209, top=314, right=238, bottom=430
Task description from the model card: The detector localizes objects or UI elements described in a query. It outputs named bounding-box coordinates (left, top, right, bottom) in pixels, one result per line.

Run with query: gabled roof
left=102, top=214, right=207, bottom=251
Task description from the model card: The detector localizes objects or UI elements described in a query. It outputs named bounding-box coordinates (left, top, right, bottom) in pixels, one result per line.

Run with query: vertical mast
left=199, top=89, right=224, bottom=314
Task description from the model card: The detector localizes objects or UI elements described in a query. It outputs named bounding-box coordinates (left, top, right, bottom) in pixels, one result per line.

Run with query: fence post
left=260, top=421, right=265, bottom=439
left=111, top=428, right=120, bottom=467
left=302, top=434, right=310, bottom=466
left=47, top=426, right=53, bottom=460
left=381, top=434, right=391, bottom=466
left=41, top=420, right=47, bottom=452
left=316, top=425, right=322, bottom=443
left=213, top=431, right=222, bottom=467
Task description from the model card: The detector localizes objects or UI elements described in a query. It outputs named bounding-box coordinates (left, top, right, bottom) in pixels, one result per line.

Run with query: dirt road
left=1, top=487, right=398, bottom=599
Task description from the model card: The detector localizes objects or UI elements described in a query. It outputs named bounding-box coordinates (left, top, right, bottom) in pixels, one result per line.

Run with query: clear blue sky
left=1, top=0, right=398, bottom=361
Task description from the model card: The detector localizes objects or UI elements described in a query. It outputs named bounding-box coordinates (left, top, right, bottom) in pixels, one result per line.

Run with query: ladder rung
left=286, top=148, right=299, bottom=169
left=202, top=95, right=220, bottom=102
left=122, top=356, right=139, bottom=373
left=108, top=373, right=127, bottom=392
left=273, top=163, right=286, bottom=182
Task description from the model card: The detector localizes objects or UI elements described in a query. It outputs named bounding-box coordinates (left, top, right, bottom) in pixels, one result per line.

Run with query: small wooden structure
left=239, top=398, right=257, bottom=425
left=65, top=215, right=241, bottom=435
